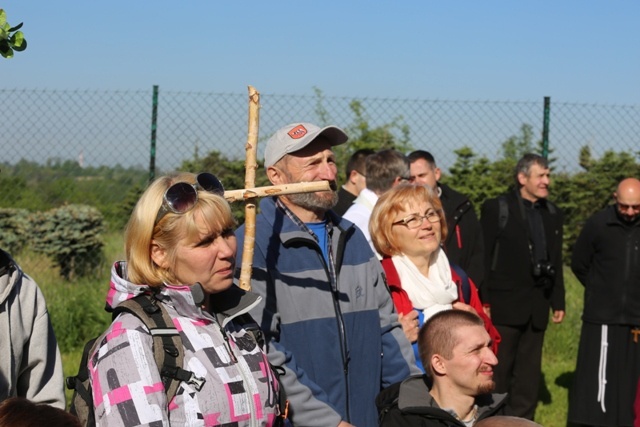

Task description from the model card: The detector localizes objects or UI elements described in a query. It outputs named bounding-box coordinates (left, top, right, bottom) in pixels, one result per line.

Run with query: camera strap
left=515, top=191, right=549, bottom=265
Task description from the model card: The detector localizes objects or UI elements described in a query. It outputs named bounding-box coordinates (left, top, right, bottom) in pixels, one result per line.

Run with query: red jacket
left=382, top=257, right=501, bottom=354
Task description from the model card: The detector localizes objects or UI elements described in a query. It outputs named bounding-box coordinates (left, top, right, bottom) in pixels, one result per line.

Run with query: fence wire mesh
left=1, top=88, right=639, bottom=278
left=3, top=88, right=638, bottom=174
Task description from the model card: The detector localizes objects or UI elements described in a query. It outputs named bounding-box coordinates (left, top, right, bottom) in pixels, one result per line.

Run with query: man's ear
left=517, top=172, right=527, bottom=187
left=348, top=169, right=360, bottom=185
left=434, top=167, right=442, bottom=182
left=431, top=354, right=447, bottom=376
left=391, top=176, right=404, bottom=187
left=267, top=166, right=284, bottom=186
left=150, top=242, right=169, bottom=269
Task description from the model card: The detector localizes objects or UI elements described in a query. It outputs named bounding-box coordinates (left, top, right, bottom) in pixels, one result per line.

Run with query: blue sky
left=2, top=1, right=639, bottom=104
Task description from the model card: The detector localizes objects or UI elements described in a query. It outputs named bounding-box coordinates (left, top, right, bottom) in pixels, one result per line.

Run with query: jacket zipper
left=319, top=238, right=351, bottom=423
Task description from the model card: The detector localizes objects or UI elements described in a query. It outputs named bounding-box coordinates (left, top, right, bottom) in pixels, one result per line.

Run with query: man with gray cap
left=235, top=122, right=419, bottom=427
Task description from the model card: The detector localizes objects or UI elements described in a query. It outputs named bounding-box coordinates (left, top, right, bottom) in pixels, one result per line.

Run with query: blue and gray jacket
left=235, top=197, right=419, bottom=427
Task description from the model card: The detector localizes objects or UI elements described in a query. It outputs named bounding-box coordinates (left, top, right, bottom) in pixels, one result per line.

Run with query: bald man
left=569, top=177, right=640, bottom=427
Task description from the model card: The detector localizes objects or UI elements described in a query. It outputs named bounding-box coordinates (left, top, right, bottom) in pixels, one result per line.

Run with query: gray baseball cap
left=264, top=123, right=348, bottom=167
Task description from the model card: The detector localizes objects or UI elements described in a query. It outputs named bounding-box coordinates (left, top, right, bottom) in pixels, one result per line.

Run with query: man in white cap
left=235, top=122, right=419, bottom=427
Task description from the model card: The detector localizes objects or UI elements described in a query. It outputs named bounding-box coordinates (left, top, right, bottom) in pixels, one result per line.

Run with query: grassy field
left=535, top=267, right=583, bottom=427
left=24, top=234, right=583, bottom=425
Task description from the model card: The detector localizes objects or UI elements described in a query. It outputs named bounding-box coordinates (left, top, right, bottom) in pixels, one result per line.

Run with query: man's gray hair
left=514, top=153, right=549, bottom=186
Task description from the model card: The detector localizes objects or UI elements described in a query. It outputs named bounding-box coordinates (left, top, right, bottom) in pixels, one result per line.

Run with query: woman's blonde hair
left=369, top=183, right=447, bottom=257
left=124, top=172, right=235, bottom=286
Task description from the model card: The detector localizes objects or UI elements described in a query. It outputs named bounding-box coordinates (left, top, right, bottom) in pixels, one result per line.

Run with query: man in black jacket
left=480, top=153, right=565, bottom=420
left=568, top=177, right=640, bottom=427
left=377, top=310, right=505, bottom=426
left=333, top=148, right=373, bottom=216
left=408, top=150, right=485, bottom=287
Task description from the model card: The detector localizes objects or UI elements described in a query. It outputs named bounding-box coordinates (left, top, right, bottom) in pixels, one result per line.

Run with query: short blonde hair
left=124, top=172, right=235, bottom=286
left=369, top=183, right=447, bottom=257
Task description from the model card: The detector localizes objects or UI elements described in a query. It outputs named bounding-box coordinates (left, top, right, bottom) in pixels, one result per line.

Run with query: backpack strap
left=491, top=195, right=509, bottom=272
left=66, top=337, right=101, bottom=425
left=450, top=263, right=472, bottom=304
left=498, top=195, right=509, bottom=233
left=114, top=294, right=206, bottom=403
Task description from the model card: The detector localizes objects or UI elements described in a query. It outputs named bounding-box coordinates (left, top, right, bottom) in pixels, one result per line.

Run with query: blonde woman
left=89, top=172, right=282, bottom=426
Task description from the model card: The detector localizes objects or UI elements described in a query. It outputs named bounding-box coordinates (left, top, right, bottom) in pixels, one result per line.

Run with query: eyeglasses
left=154, top=173, right=225, bottom=225
left=392, top=211, right=441, bottom=229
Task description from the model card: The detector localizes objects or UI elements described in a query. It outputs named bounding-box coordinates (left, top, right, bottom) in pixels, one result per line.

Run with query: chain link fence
left=1, top=88, right=639, bottom=278
left=3, top=88, right=638, bottom=175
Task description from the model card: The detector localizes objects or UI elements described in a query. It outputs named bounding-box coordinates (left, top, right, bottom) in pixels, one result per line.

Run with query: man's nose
left=319, top=162, right=337, bottom=180
left=484, top=348, right=498, bottom=365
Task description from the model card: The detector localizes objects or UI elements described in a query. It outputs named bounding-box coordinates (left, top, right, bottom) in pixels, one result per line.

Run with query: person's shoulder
left=582, top=204, right=617, bottom=227
left=595, top=204, right=616, bottom=219
left=239, top=197, right=280, bottom=236
left=439, top=183, right=467, bottom=202
left=481, top=194, right=504, bottom=209
left=544, top=197, right=561, bottom=211
left=0, top=254, right=44, bottom=305
left=377, top=375, right=426, bottom=409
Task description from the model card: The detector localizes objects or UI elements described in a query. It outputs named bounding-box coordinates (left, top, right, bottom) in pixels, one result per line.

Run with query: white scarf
left=392, top=248, right=458, bottom=320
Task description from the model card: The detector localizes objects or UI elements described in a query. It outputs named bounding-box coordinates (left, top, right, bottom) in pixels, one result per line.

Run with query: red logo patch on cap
left=287, top=125, right=308, bottom=139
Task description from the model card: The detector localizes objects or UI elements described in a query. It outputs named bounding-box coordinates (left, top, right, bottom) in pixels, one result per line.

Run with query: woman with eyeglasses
left=370, top=183, right=499, bottom=371
left=88, top=172, right=282, bottom=426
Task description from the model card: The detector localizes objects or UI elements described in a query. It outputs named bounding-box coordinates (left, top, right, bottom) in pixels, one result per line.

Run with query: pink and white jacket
left=89, top=262, right=281, bottom=426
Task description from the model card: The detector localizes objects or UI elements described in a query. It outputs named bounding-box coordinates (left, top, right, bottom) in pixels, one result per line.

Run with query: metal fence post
left=542, top=96, right=550, bottom=159
left=149, top=85, right=159, bottom=183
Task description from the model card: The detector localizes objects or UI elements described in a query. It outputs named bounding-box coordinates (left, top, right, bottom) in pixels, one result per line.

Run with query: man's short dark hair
left=345, top=149, right=375, bottom=177
left=418, top=309, right=485, bottom=377
left=408, top=150, right=437, bottom=167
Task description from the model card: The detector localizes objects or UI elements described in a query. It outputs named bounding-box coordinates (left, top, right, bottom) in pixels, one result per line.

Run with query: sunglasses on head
left=154, top=173, right=225, bottom=225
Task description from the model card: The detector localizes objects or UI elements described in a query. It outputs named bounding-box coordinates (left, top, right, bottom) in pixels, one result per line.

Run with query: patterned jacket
left=89, top=261, right=280, bottom=426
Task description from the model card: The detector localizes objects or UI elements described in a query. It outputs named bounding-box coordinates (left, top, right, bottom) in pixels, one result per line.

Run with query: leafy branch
left=0, top=9, right=28, bottom=59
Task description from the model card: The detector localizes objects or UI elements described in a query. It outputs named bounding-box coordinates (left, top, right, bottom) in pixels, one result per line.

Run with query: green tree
left=445, top=147, right=502, bottom=211
left=0, top=159, right=147, bottom=231
left=0, top=9, right=27, bottom=58
left=30, top=204, right=105, bottom=280
left=444, top=124, right=556, bottom=216
left=554, top=147, right=640, bottom=263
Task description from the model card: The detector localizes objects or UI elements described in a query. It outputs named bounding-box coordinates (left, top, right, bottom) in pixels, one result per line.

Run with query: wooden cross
left=631, top=328, right=640, bottom=343
left=223, top=86, right=332, bottom=291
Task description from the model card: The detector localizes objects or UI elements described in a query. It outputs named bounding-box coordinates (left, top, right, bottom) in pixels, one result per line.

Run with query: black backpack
left=66, top=293, right=206, bottom=426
